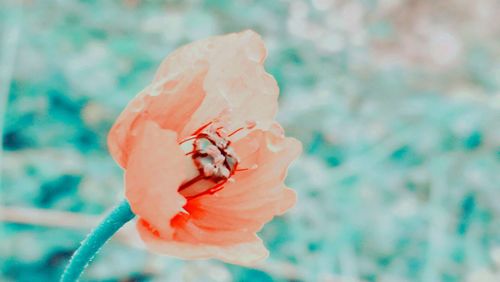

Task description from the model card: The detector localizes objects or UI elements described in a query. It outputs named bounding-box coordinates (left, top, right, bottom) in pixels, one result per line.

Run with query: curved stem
left=60, top=200, right=135, bottom=282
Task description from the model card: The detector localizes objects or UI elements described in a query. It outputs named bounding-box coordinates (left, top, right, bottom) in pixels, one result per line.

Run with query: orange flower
left=107, top=30, right=301, bottom=265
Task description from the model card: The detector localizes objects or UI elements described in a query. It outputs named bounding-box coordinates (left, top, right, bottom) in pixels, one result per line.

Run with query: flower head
left=108, top=30, right=301, bottom=265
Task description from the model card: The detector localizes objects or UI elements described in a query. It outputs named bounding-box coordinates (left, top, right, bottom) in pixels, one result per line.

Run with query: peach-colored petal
left=187, top=188, right=297, bottom=232
left=171, top=214, right=257, bottom=245
left=137, top=219, right=269, bottom=265
left=107, top=88, right=149, bottom=168
left=158, top=30, right=279, bottom=137
left=198, top=128, right=299, bottom=205
left=218, top=125, right=302, bottom=199
left=278, top=188, right=298, bottom=214
left=124, top=121, right=188, bottom=237
left=169, top=125, right=300, bottom=246
left=108, top=69, right=206, bottom=168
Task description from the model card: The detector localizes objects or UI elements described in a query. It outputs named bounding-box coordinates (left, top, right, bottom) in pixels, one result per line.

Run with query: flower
left=107, top=30, right=301, bottom=265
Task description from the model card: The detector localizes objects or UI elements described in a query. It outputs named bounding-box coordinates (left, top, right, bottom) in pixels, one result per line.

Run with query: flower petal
left=218, top=124, right=302, bottom=199
left=173, top=124, right=300, bottom=242
left=175, top=30, right=279, bottom=137
left=108, top=69, right=206, bottom=168
left=124, top=121, right=188, bottom=238
left=137, top=219, right=269, bottom=265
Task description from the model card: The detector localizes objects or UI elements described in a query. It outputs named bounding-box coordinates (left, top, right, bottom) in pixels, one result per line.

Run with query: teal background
left=1, top=0, right=500, bottom=281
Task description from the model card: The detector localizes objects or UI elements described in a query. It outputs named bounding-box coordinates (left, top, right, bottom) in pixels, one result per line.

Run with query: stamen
left=228, top=127, right=244, bottom=137
left=228, top=121, right=256, bottom=138
left=179, top=135, right=196, bottom=144
left=235, top=164, right=258, bottom=172
left=179, top=121, right=216, bottom=145
left=246, top=120, right=257, bottom=129
left=193, top=121, right=213, bottom=135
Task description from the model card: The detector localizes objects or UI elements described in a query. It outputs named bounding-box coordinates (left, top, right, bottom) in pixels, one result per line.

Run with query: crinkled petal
left=217, top=124, right=301, bottom=200
left=137, top=219, right=268, bottom=265
left=182, top=185, right=295, bottom=236
left=173, top=30, right=279, bottom=137
left=125, top=121, right=188, bottom=238
left=108, top=69, right=206, bottom=168
left=170, top=124, right=300, bottom=245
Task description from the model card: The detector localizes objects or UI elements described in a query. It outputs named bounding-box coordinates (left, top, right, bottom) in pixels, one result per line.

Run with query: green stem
left=60, top=200, right=135, bottom=282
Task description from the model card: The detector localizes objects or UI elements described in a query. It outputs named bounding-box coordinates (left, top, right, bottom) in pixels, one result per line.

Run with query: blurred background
left=1, top=0, right=499, bottom=281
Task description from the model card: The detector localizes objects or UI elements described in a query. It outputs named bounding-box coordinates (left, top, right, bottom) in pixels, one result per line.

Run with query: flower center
left=177, top=122, right=242, bottom=198
left=191, top=130, right=238, bottom=182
